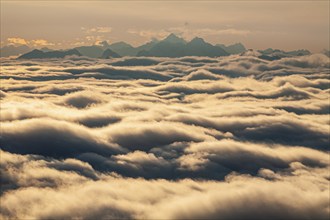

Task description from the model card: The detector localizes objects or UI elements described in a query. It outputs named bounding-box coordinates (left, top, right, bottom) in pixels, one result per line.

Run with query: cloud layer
left=0, top=53, right=329, bottom=219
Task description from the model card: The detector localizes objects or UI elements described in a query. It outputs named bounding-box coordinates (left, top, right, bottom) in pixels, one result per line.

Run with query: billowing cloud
left=0, top=151, right=328, bottom=220
left=0, top=53, right=329, bottom=219
left=7, top=37, right=28, bottom=45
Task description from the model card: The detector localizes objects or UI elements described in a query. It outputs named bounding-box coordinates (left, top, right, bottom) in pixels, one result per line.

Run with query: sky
left=0, top=1, right=329, bottom=52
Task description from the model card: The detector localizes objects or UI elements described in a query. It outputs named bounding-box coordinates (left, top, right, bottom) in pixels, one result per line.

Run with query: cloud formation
left=4, top=37, right=55, bottom=47
left=1, top=151, right=328, bottom=220
left=82, top=26, right=113, bottom=34
left=0, top=53, right=329, bottom=219
left=7, top=37, right=28, bottom=45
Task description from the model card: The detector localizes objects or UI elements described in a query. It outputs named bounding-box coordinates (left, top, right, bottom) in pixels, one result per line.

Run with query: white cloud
left=0, top=53, right=329, bottom=219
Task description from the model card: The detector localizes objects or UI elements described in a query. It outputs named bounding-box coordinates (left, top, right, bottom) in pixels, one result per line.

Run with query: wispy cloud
left=79, top=26, right=113, bottom=45
left=5, top=37, right=55, bottom=47
left=31, top=39, right=55, bottom=47
left=81, top=26, right=112, bottom=34
left=127, top=29, right=169, bottom=39
left=128, top=27, right=251, bottom=41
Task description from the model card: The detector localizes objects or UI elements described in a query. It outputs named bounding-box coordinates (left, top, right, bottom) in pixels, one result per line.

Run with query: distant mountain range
left=137, top=34, right=229, bottom=57
left=18, top=49, right=81, bottom=59
left=100, top=49, right=121, bottom=59
left=217, top=43, right=246, bottom=55
left=0, top=33, right=318, bottom=59
left=256, top=48, right=311, bottom=61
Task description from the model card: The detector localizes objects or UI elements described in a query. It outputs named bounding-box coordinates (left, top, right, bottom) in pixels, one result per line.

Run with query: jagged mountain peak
left=163, top=33, right=186, bottom=44
left=101, top=48, right=121, bottom=59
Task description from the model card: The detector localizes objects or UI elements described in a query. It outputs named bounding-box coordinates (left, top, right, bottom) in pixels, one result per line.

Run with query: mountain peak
left=23, top=49, right=44, bottom=56
left=30, top=49, right=42, bottom=52
left=101, top=48, right=121, bottom=59
left=18, top=49, right=81, bottom=59
left=163, top=33, right=186, bottom=44
left=189, top=37, right=206, bottom=44
left=108, top=42, right=135, bottom=56
left=216, top=42, right=246, bottom=54
left=110, top=41, right=133, bottom=48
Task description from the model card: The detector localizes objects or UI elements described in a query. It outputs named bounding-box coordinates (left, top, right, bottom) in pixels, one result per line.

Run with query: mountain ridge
left=18, top=49, right=81, bottom=59
left=10, top=33, right=312, bottom=59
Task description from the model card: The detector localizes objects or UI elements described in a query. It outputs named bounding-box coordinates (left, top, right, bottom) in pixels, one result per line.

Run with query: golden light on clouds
left=7, top=37, right=28, bottom=45
left=0, top=1, right=329, bottom=219
left=1, top=54, right=329, bottom=219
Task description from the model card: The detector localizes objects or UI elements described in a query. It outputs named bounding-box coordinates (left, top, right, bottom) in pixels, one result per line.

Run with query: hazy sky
left=1, top=1, right=329, bottom=52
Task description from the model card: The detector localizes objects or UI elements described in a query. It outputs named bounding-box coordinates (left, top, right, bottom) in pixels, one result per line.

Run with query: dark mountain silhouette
left=257, top=48, right=311, bottom=60
left=137, top=50, right=151, bottom=57
left=75, top=45, right=104, bottom=58
left=259, top=48, right=310, bottom=56
left=163, top=33, right=187, bottom=44
left=137, top=34, right=186, bottom=57
left=105, top=40, right=160, bottom=57
left=136, top=39, right=159, bottom=52
left=0, top=45, right=31, bottom=57
left=18, top=49, right=45, bottom=59
left=137, top=34, right=183, bottom=57
left=109, top=42, right=136, bottom=56
left=286, top=49, right=311, bottom=56
left=185, top=37, right=228, bottom=57
left=100, top=48, right=121, bottom=58
left=16, top=34, right=313, bottom=59
left=138, top=34, right=227, bottom=57
left=217, top=43, right=246, bottom=54
left=18, top=49, right=81, bottom=59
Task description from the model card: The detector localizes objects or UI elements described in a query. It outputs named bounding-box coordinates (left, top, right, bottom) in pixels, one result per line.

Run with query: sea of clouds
left=0, top=53, right=329, bottom=219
